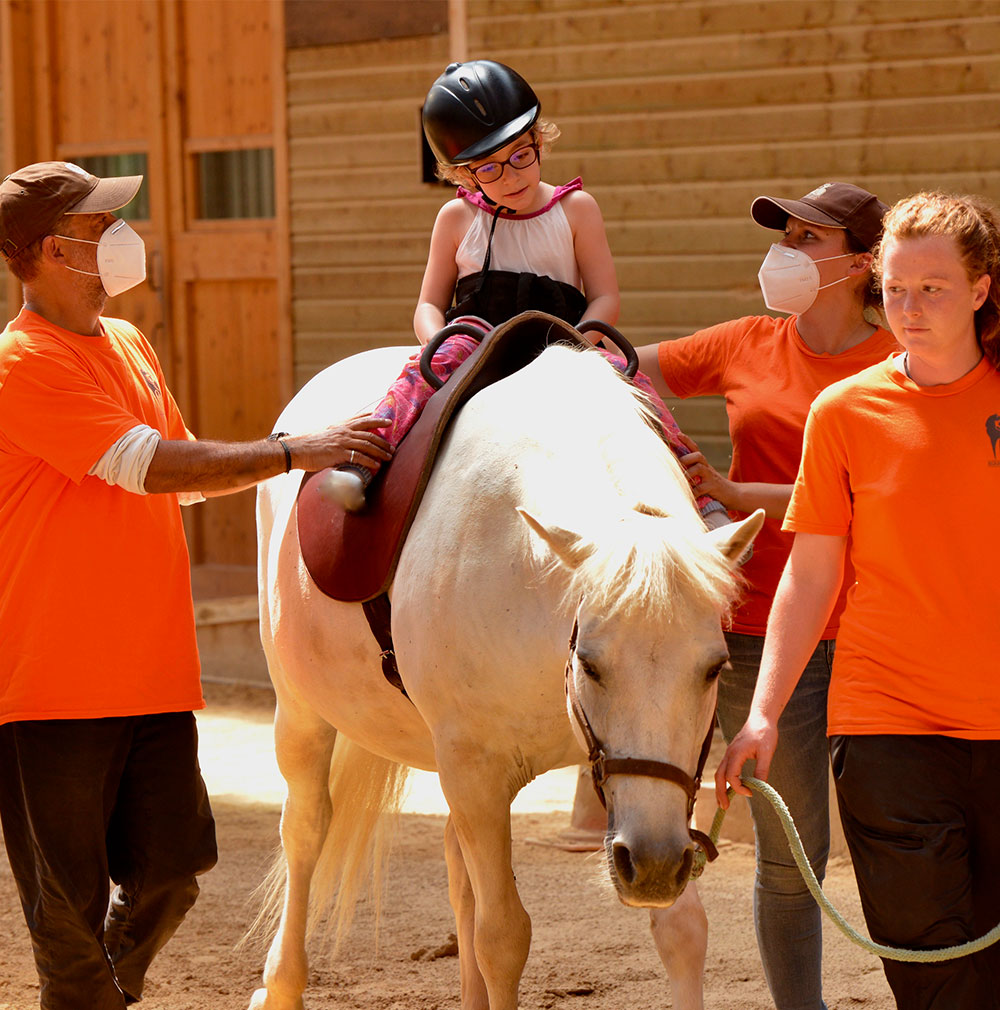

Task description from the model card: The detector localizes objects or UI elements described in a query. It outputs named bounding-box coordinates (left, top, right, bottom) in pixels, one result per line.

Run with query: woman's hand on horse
left=714, top=715, right=778, bottom=808
left=676, top=433, right=739, bottom=509
left=291, top=416, right=393, bottom=472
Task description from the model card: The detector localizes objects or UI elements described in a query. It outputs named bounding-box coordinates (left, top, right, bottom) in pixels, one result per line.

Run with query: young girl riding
left=324, top=59, right=724, bottom=525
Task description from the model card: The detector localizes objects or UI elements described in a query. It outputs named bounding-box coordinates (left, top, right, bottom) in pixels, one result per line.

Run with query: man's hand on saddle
left=676, top=432, right=739, bottom=510
left=291, top=416, right=393, bottom=473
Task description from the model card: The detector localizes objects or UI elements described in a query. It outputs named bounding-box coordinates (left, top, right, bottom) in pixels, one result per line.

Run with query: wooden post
left=270, top=0, right=293, bottom=404
left=448, top=0, right=466, bottom=63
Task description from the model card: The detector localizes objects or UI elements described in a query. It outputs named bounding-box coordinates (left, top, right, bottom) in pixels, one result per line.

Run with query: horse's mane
left=516, top=344, right=741, bottom=623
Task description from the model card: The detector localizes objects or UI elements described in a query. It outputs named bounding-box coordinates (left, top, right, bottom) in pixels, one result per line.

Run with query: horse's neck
left=448, top=347, right=697, bottom=528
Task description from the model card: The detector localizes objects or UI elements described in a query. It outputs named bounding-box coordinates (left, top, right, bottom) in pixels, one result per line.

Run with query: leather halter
left=564, top=618, right=720, bottom=866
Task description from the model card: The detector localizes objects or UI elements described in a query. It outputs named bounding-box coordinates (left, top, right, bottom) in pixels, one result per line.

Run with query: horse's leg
left=248, top=702, right=337, bottom=1010
left=439, top=765, right=530, bottom=1010
left=648, top=881, right=707, bottom=1010
left=444, top=814, right=489, bottom=1010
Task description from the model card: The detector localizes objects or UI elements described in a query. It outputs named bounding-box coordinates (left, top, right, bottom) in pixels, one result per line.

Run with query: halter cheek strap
left=564, top=618, right=720, bottom=868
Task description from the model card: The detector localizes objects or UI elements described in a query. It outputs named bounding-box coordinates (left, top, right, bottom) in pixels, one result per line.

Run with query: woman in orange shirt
left=635, top=183, right=898, bottom=1010
left=718, top=191, right=1000, bottom=1008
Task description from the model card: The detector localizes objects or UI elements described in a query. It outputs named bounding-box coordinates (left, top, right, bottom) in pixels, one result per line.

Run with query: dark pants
left=0, top=712, right=217, bottom=1009
left=831, top=734, right=1000, bottom=1010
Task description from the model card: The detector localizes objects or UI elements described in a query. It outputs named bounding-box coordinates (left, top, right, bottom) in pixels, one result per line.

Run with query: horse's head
left=519, top=505, right=764, bottom=907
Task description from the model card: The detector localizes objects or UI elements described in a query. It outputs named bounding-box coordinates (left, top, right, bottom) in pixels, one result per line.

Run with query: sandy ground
left=0, top=682, right=895, bottom=1010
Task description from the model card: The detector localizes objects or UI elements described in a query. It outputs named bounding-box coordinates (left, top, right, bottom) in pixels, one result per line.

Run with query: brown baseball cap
left=0, top=161, right=142, bottom=261
left=750, top=182, right=888, bottom=251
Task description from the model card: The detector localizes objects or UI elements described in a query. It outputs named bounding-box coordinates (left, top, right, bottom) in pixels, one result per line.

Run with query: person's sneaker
left=318, top=468, right=366, bottom=512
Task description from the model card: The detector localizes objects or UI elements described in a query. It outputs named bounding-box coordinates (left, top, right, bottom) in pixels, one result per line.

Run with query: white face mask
left=757, top=244, right=855, bottom=315
left=55, top=219, right=146, bottom=297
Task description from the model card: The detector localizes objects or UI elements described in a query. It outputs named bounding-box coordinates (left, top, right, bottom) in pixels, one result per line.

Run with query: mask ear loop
left=52, top=233, right=102, bottom=279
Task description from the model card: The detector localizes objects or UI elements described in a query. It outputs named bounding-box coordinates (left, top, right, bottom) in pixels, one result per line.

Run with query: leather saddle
left=296, top=311, right=588, bottom=603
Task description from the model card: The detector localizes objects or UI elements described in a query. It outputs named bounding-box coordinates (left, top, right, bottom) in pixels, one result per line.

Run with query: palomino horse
left=249, top=341, right=763, bottom=1010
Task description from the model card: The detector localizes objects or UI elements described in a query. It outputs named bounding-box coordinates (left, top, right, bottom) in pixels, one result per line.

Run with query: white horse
left=249, top=341, right=763, bottom=1010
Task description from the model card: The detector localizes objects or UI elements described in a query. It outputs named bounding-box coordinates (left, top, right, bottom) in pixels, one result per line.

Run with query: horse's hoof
left=246, top=988, right=304, bottom=1010
left=246, top=989, right=268, bottom=1010
left=318, top=469, right=366, bottom=512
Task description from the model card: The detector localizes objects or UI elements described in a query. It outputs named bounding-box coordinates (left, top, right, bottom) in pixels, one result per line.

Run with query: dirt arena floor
left=0, top=682, right=895, bottom=1010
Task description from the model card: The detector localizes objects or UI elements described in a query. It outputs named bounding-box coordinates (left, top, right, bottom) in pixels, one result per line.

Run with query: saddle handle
left=576, top=319, right=639, bottom=379
left=419, top=322, right=490, bottom=390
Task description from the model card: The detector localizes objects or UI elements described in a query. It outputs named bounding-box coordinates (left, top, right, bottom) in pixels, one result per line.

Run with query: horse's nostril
left=612, top=840, right=637, bottom=886
left=674, top=845, right=695, bottom=890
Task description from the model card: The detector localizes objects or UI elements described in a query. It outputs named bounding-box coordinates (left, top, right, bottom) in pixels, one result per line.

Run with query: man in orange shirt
left=0, top=162, right=392, bottom=1010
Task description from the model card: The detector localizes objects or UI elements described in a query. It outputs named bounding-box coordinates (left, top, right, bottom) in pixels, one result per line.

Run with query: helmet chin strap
left=469, top=148, right=539, bottom=291
left=473, top=201, right=511, bottom=299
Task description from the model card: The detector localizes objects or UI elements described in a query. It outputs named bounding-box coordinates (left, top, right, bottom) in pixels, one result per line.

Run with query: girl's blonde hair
left=874, top=191, right=1000, bottom=368
left=434, top=118, right=561, bottom=187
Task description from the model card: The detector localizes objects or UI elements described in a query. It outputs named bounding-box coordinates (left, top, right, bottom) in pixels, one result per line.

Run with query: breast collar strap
left=564, top=616, right=720, bottom=866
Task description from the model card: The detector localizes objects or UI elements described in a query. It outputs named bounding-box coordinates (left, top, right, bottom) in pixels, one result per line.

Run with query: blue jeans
left=716, top=632, right=833, bottom=1010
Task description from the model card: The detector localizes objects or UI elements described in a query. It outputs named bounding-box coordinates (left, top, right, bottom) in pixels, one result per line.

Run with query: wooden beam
left=270, top=0, right=293, bottom=404
left=284, top=0, right=447, bottom=48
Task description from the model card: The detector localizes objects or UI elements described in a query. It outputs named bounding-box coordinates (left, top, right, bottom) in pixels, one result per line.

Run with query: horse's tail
left=246, top=735, right=410, bottom=952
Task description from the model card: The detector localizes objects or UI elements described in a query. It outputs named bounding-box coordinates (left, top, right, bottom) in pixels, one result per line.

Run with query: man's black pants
left=831, top=734, right=1000, bottom=1010
left=0, top=712, right=217, bottom=1009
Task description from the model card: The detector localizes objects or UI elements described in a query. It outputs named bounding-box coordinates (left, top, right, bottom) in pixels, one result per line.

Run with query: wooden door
left=1, top=0, right=290, bottom=595
left=162, top=0, right=290, bottom=590
left=1, top=0, right=169, bottom=358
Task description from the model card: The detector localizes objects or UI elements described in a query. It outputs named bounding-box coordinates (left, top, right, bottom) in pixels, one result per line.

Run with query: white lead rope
left=699, top=776, right=1000, bottom=963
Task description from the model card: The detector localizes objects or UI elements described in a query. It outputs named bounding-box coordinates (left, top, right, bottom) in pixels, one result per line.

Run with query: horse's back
left=274, top=345, right=415, bottom=437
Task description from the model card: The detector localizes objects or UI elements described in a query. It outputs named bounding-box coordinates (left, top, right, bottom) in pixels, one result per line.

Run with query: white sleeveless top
left=453, top=178, right=583, bottom=289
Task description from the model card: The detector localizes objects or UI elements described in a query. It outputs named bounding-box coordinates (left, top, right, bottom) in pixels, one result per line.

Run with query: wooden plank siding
left=286, top=0, right=1000, bottom=464
left=287, top=33, right=451, bottom=389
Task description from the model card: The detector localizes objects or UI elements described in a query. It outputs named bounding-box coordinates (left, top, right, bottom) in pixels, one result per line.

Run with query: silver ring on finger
left=350, top=450, right=355, bottom=464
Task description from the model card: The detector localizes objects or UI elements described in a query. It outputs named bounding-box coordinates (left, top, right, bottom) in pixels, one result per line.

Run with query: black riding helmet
left=422, top=60, right=540, bottom=166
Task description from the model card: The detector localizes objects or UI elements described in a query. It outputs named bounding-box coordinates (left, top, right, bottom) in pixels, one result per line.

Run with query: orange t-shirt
left=786, top=355, right=1000, bottom=738
left=0, top=308, right=204, bottom=725
left=657, top=315, right=899, bottom=636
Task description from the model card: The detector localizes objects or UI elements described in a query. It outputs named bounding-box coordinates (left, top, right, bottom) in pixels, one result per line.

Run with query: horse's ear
left=705, top=509, right=765, bottom=566
left=517, top=508, right=595, bottom=570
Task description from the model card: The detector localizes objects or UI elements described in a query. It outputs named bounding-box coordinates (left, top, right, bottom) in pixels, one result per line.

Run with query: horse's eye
left=707, top=660, right=730, bottom=683
left=577, top=657, right=601, bottom=683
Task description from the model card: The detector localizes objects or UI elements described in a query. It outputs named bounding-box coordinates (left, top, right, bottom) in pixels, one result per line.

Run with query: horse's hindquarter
left=257, top=346, right=438, bottom=771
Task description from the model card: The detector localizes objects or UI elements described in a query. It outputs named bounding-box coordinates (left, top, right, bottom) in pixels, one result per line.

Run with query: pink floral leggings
left=371, top=332, right=716, bottom=512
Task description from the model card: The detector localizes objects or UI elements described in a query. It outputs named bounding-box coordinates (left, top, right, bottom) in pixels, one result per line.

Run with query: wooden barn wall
left=286, top=0, right=1000, bottom=462
left=286, top=25, right=450, bottom=389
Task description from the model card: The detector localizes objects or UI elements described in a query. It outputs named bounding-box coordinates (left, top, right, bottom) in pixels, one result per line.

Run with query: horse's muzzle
left=608, top=834, right=697, bottom=908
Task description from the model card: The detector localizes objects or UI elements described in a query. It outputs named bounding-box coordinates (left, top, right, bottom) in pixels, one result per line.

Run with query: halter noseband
left=564, top=618, right=719, bottom=870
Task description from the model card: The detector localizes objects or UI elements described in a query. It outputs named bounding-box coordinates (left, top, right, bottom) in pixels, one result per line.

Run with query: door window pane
left=196, top=148, right=275, bottom=219
left=73, top=154, right=149, bottom=220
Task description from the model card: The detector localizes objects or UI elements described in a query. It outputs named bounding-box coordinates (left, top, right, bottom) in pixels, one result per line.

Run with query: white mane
left=504, top=344, right=740, bottom=621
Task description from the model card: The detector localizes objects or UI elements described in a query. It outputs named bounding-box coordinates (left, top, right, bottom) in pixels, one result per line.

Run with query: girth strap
left=361, top=592, right=409, bottom=699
